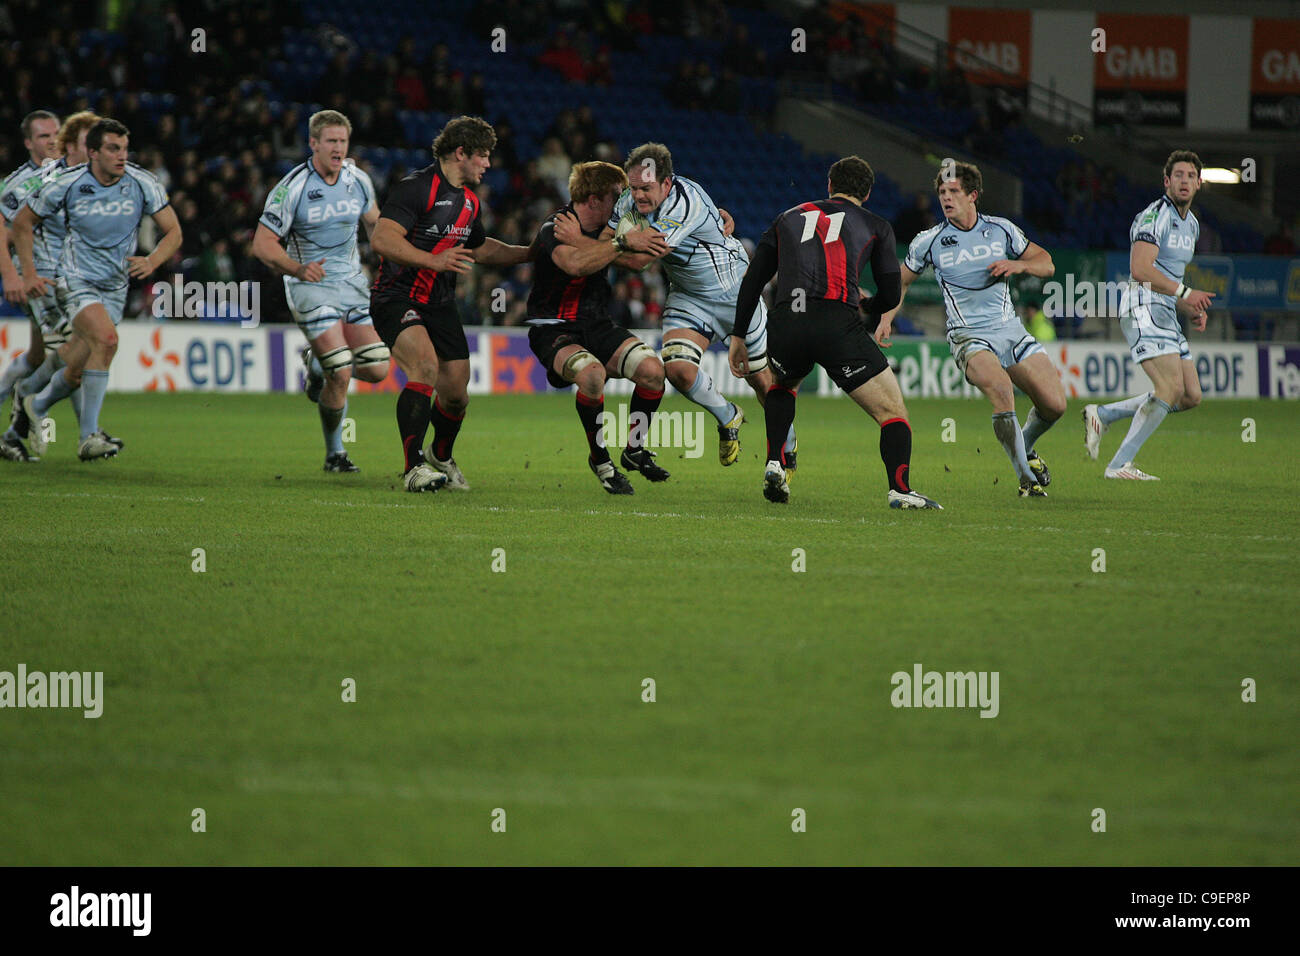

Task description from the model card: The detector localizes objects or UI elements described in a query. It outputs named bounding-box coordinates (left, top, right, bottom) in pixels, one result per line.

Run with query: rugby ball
left=615, top=208, right=652, bottom=239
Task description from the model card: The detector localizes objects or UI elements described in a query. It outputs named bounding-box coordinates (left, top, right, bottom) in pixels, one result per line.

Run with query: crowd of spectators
left=2, top=0, right=1287, bottom=330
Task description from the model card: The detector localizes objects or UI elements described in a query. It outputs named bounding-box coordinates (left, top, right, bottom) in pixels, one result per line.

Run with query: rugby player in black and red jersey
left=526, top=161, right=672, bottom=495
left=370, top=116, right=532, bottom=493
left=729, top=156, right=941, bottom=510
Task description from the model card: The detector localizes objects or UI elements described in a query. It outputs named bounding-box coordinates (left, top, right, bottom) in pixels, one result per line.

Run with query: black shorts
left=767, top=300, right=889, bottom=392
left=527, top=318, right=637, bottom=389
left=371, top=298, right=469, bottom=361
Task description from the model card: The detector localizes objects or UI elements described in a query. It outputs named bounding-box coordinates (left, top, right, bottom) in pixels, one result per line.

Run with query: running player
left=1083, top=150, right=1214, bottom=480
left=729, top=156, right=940, bottom=509
left=526, top=161, right=671, bottom=494
left=14, top=118, right=181, bottom=461
left=3, top=111, right=107, bottom=461
left=0, top=110, right=61, bottom=452
left=880, top=161, right=1065, bottom=498
left=253, top=109, right=389, bottom=473
left=555, top=142, right=796, bottom=472
left=369, top=115, right=532, bottom=493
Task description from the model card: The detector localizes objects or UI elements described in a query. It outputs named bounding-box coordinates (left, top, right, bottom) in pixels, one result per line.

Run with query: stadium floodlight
left=1200, top=167, right=1242, bottom=183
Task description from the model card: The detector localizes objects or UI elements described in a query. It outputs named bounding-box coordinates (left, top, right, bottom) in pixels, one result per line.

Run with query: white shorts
left=60, top=277, right=127, bottom=327
left=284, top=273, right=373, bottom=340
left=946, top=318, right=1045, bottom=373
left=662, top=290, right=768, bottom=358
left=1120, top=301, right=1190, bottom=364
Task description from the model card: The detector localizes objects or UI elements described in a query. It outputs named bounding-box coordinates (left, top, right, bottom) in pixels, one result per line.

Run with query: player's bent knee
left=633, top=357, right=665, bottom=390
left=576, top=365, right=605, bottom=396
left=618, top=341, right=657, bottom=382
left=562, top=348, right=601, bottom=383
left=351, top=342, right=390, bottom=380
left=319, top=346, right=353, bottom=378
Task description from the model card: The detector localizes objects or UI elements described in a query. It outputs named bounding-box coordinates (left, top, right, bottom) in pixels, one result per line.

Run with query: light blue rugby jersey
left=1124, top=194, right=1199, bottom=314
left=259, top=159, right=375, bottom=283
left=27, top=161, right=169, bottom=289
left=905, top=213, right=1030, bottom=332
left=1, top=158, right=66, bottom=274
left=606, top=175, right=748, bottom=303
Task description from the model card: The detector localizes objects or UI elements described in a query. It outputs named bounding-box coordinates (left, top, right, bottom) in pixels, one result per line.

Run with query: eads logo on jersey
left=138, top=327, right=181, bottom=391
left=938, top=240, right=1005, bottom=269
left=72, top=198, right=137, bottom=216
left=306, top=198, right=361, bottom=223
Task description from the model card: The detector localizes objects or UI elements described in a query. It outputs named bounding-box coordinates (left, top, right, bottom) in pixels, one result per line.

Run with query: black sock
left=430, top=397, right=464, bottom=461
left=397, top=383, right=433, bottom=471
left=880, top=418, right=911, bottom=492
left=576, top=391, right=608, bottom=464
left=764, top=385, right=796, bottom=465
left=627, top=384, right=663, bottom=451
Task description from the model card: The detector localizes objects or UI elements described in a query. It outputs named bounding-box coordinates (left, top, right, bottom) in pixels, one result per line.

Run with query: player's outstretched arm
left=1131, top=240, right=1214, bottom=313
left=472, top=237, right=533, bottom=267
left=128, top=205, right=183, bottom=280
left=591, top=225, right=668, bottom=271
left=9, top=206, right=48, bottom=300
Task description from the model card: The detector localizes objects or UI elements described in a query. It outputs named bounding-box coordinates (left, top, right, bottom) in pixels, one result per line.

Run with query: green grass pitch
left=1, top=391, right=1295, bottom=865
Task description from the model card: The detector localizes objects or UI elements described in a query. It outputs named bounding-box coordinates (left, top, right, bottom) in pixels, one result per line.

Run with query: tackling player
left=562, top=143, right=796, bottom=472
left=369, top=115, right=532, bottom=493
left=3, top=111, right=108, bottom=461
left=253, top=109, right=388, bottom=473
left=1083, top=150, right=1214, bottom=480
left=880, top=162, right=1065, bottom=498
left=729, top=156, right=940, bottom=509
left=526, top=161, right=671, bottom=495
left=14, top=119, right=181, bottom=461
left=0, top=110, right=62, bottom=454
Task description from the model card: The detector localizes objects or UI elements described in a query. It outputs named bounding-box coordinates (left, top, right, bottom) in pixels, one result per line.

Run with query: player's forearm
left=254, top=240, right=303, bottom=278
left=474, top=238, right=532, bottom=267
left=864, top=271, right=902, bottom=316
left=12, top=221, right=37, bottom=278
left=372, top=233, right=437, bottom=270
left=558, top=234, right=622, bottom=275
left=1020, top=251, right=1054, bottom=278
left=1130, top=251, right=1180, bottom=296
left=148, top=226, right=183, bottom=271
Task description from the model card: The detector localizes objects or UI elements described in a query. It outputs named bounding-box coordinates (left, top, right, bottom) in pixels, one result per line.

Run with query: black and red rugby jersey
left=756, top=197, right=898, bottom=311
left=524, top=206, right=612, bottom=325
left=371, top=163, right=486, bottom=306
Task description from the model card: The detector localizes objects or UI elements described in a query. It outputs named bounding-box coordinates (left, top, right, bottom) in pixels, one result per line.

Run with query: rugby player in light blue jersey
left=13, top=118, right=181, bottom=461
left=253, top=109, right=390, bottom=473
left=881, top=161, right=1065, bottom=498
left=1083, top=150, right=1214, bottom=480
left=0, top=110, right=62, bottom=453
left=3, top=111, right=112, bottom=461
left=556, top=142, right=796, bottom=472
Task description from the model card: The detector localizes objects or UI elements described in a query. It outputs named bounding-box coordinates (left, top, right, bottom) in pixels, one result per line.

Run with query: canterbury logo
left=401, top=310, right=420, bottom=323
left=307, top=189, right=324, bottom=200
left=78, top=184, right=96, bottom=194
left=940, top=236, right=958, bottom=247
